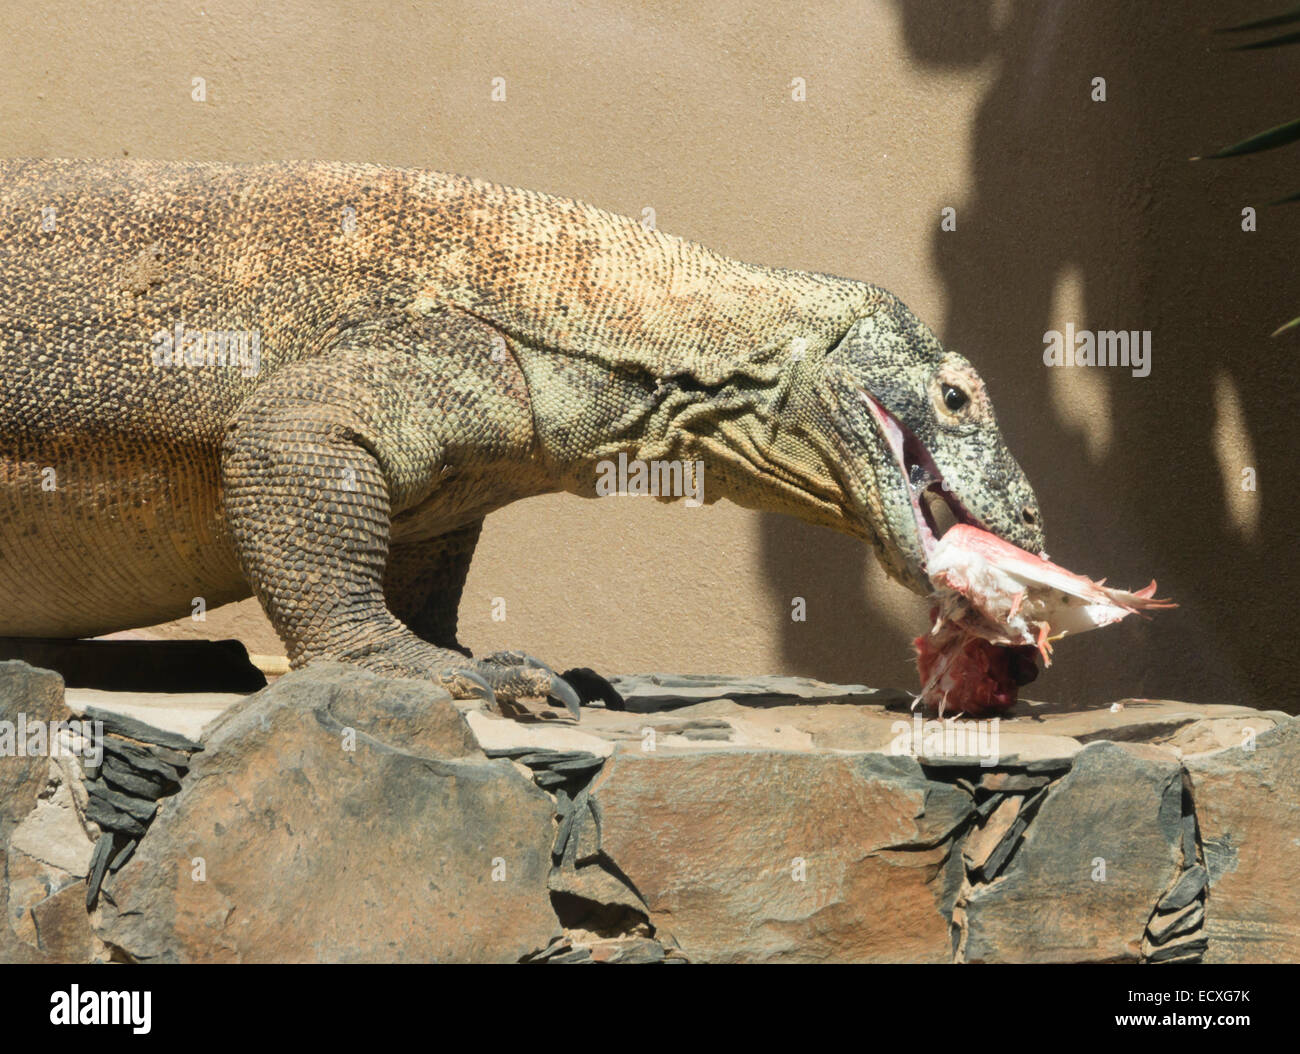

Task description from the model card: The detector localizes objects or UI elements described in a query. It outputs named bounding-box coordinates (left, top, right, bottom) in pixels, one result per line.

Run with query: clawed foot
left=475, top=654, right=623, bottom=719
left=328, top=634, right=621, bottom=722
left=479, top=651, right=582, bottom=720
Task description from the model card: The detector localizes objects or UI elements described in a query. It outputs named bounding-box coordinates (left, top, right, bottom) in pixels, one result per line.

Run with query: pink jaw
left=856, top=388, right=979, bottom=568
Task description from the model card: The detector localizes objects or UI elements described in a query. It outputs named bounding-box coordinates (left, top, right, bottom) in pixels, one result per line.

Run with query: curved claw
left=547, top=675, right=582, bottom=722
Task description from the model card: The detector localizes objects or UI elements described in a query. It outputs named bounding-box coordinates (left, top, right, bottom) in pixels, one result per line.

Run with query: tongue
left=915, top=524, right=1175, bottom=716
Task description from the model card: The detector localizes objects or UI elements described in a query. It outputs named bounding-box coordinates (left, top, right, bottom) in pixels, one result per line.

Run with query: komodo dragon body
left=0, top=159, right=1044, bottom=714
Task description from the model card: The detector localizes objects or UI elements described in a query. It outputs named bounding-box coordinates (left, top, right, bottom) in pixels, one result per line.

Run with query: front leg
left=385, top=525, right=484, bottom=657
left=220, top=331, right=584, bottom=717
left=220, top=353, right=490, bottom=700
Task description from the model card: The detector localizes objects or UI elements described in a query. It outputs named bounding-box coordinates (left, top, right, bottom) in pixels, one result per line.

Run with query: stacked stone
left=76, top=706, right=201, bottom=909
left=955, top=765, right=1067, bottom=883
left=523, top=934, right=682, bottom=964
left=1142, top=787, right=1208, bottom=963
left=484, top=747, right=605, bottom=791
left=486, top=745, right=685, bottom=964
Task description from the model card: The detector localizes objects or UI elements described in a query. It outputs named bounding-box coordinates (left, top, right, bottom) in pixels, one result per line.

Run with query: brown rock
left=0, top=662, right=71, bottom=963
left=961, top=741, right=1183, bottom=962
left=27, top=879, right=105, bottom=962
left=592, top=749, right=972, bottom=963
left=1166, top=716, right=1281, bottom=757
left=4, top=770, right=102, bottom=963
left=96, top=666, right=558, bottom=962
left=1186, top=717, right=1300, bottom=963
left=549, top=863, right=648, bottom=919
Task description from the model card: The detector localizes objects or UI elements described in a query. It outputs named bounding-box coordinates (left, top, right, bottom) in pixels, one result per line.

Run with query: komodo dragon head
left=816, top=291, right=1044, bottom=595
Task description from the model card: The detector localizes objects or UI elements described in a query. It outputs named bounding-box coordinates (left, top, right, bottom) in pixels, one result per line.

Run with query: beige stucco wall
left=2, top=0, right=1292, bottom=710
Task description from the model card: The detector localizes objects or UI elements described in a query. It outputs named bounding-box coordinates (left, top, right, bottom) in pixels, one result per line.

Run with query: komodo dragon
left=0, top=159, right=1044, bottom=718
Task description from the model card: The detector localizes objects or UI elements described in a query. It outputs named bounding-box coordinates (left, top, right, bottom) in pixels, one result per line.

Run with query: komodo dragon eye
left=942, top=384, right=969, bottom=412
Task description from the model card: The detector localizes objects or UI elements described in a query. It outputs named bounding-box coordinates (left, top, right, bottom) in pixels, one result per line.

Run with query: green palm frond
left=1192, top=116, right=1300, bottom=160
left=1216, top=5, right=1300, bottom=32
left=1227, top=28, right=1300, bottom=48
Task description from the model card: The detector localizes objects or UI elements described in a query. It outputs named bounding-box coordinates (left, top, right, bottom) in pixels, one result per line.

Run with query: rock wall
left=0, top=660, right=1294, bottom=963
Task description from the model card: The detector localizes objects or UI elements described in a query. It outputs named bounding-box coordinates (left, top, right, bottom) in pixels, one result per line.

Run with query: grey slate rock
left=100, top=756, right=170, bottom=799
left=100, top=736, right=185, bottom=784
left=1157, top=865, right=1208, bottom=913
left=979, top=814, right=1028, bottom=881
left=108, top=838, right=138, bottom=873
left=979, top=786, right=1049, bottom=881
left=523, top=938, right=573, bottom=962
left=547, top=755, right=605, bottom=775
left=1018, top=756, right=1076, bottom=774
left=553, top=790, right=578, bottom=861
left=1181, top=808, right=1198, bottom=868
left=95, top=665, right=557, bottom=963
left=81, top=793, right=148, bottom=838
left=82, top=704, right=203, bottom=753
left=606, top=939, right=667, bottom=964
left=85, top=833, right=114, bottom=909
left=1147, top=937, right=1208, bottom=964
left=548, top=947, right=594, bottom=963
left=514, top=751, right=600, bottom=769
left=85, top=780, right=158, bottom=824
left=136, top=741, right=195, bottom=771
left=1148, top=901, right=1205, bottom=945
left=484, top=746, right=540, bottom=760
left=571, top=792, right=601, bottom=866
left=607, top=673, right=886, bottom=713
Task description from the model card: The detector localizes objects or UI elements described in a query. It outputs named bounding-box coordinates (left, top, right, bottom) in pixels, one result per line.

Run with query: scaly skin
left=0, top=159, right=1044, bottom=715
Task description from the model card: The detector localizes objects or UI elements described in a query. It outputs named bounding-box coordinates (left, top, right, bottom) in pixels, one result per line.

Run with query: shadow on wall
left=762, top=0, right=1296, bottom=712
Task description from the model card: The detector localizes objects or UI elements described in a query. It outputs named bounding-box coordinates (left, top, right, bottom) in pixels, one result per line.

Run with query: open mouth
left=858, top=389, right=984, bottom=568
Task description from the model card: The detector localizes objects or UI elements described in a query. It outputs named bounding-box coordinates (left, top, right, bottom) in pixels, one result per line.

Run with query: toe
left=482, top=649, right=534, bottom=668
left=440, top=667, right=497, bottom=706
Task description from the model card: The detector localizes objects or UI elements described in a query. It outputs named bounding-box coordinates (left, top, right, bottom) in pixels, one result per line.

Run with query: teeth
left=907, top=461, right=934, bottom=494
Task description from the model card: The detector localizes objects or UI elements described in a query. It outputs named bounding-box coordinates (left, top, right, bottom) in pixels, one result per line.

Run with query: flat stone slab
left=60, top=672, right=1286, bottom=768
left=459, top=681, right=1282, bottom=770
left=606, top=673, right=897, bottom=712
left=64, top=689, right=247, bottom=742
left=464, top=710, right=614, bottom=757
